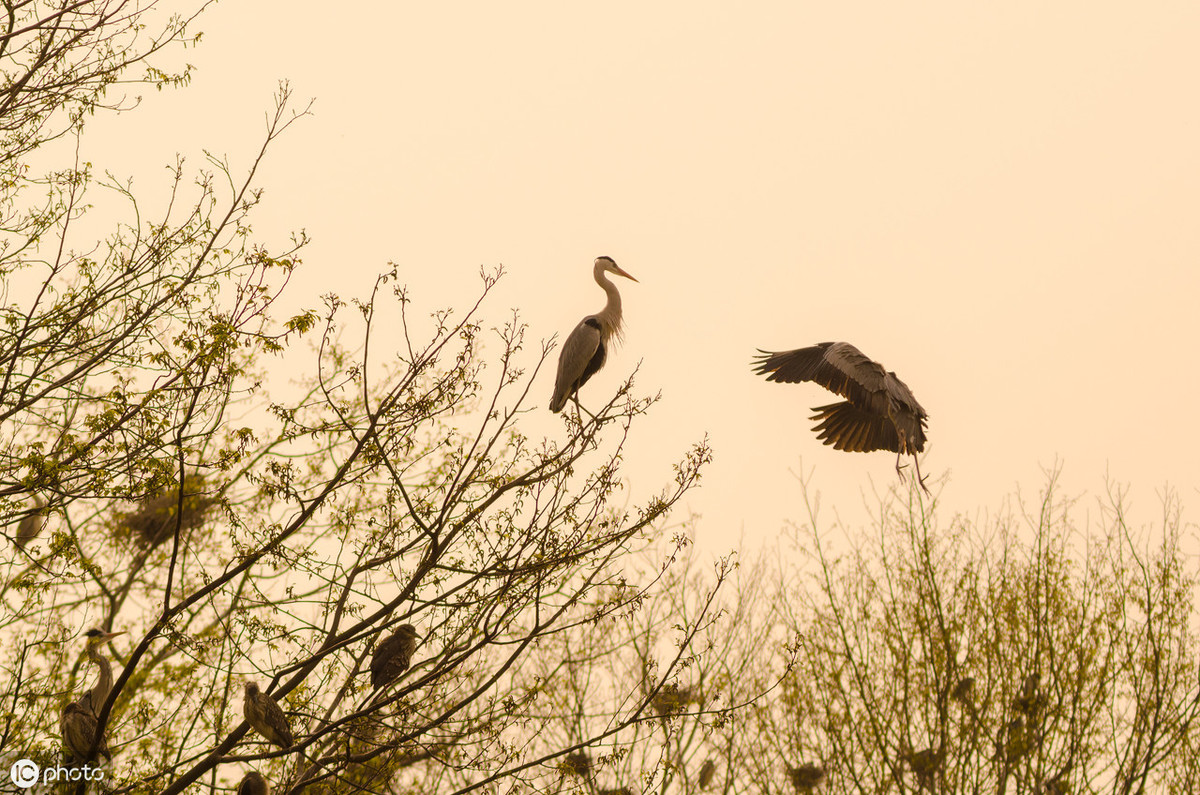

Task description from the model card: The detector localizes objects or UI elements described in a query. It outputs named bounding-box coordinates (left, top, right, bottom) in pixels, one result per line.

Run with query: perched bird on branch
left=550, top=256, right=638, bottom=416
left=698, top=758, right=717, bottom=790
left=61, top=702, right=111, bottom=764
left=15, top=495, right=48, bottom=549
left=237, top=771, right=270, bottom=795
left=370, top=624, right=420, bottom=690
left=787, top=762, right=825, bottom=791
left=753, top=341, right=930, bottom=493
left=243, top=682, right=294, bottom=749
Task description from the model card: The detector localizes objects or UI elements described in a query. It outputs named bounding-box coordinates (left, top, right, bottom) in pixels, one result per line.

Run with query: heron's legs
left=913, top=454, right=931, bottom=496
left=572, top=394, right=598, bottom=424
left=895, top=451, right=931, bottom=496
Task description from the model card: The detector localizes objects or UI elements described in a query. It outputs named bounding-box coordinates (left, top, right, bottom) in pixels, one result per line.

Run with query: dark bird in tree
left=370, top=624, right=420, bottom=689
left=698, top=758, right=717, bottom=790
left=237, top=771, right=270, bottom=795
left=787, top=762, right=825, bottom=791
left=752, top=342, right=930, bottom=493
left=15, top=495, right=48, bottom=549
left=550, top=256, right=638, bottom=415
left=243, top=682, right=294, bottom=749
left=563, top=751, right=592, bottom=777
left=905, top=746, right=945, bottom=792
left=77, top=628, right=125, bottom=717
left=61, top=701, right=110, bottom=764
left=951, top=675, right=975, bottom=704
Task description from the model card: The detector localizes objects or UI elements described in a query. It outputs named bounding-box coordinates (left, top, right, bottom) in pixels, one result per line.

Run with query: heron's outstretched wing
left=753, top=342, right=887, bottom=407
left=550, top=317, right=605, bottom=412
left=809, top=402, right=900, bottom=453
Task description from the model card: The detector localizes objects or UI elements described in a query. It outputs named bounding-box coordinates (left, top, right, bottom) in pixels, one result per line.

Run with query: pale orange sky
left=88, top=1, right=1200, bottom=548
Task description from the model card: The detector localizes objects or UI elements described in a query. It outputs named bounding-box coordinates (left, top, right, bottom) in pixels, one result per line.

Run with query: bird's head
left=595, top=255, right=637, bottom=283
left=397, top=624, right=421, bottom=641
left=244, top=681, right=260, bottom=698
left=84, top=628, right=124, bottom=647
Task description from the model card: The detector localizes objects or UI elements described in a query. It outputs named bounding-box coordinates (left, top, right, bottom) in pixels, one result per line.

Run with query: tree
left=0, top=4, right=716, bottom=795
left=742, top=473, right=1200, bottom=794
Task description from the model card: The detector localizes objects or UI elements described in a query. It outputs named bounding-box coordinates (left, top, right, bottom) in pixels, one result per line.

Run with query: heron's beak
left=613, top=265, right=638, bottom=283
left=102, top=631, right=126, bottom=642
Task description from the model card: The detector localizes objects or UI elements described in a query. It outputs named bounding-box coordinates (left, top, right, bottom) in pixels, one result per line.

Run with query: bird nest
left=115, top=476, right=216, bottom=547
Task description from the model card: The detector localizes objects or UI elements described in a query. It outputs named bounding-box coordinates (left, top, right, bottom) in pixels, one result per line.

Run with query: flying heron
left=243, top=682, right=294, bottom=750
left=753, top=341, right=930, bottom=493
left=237, top=771, right=270, bottom=795
left=15, top=495, right=48, bottom=549
left=370, top=624, right=420, bottom=690
left=77, top=628, right=125, bottom=717
left=549, top=256, right=638, bottom=416
left=61, top=701, right=110, bottom=763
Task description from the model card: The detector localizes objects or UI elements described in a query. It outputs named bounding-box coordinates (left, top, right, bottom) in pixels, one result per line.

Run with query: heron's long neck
left=595, top=270, right=624, bottom=341
left=88, top=646, right=113, bottom=705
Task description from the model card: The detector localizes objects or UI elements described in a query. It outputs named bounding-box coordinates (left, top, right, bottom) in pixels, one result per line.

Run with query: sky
left=85, top=1, right=1200, bottom=552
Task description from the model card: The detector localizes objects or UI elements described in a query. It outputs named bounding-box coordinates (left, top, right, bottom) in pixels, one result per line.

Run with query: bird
left=951, top=675, right=975, bottom=704
left=77, top=628, right=125, bottom=717
left=369, top=624, right=420, bottom=690
left=243, top=682, right=294, bottom=749
left=905, top=746, right=945, bottom=791
left=15, top=495, right=48, bottom=549
left=549, top=256, right=638, bottom=416
left=698, top=758, right=717, bottom=790
left=752, top=341, right=930, bottom=493
left=61, top=701, right=111, bottom=763
left=237, top=771, right=270, bottom=795
left=563, top=751, right=591, bottom=777
left=787, top=762, right=826, bottom=791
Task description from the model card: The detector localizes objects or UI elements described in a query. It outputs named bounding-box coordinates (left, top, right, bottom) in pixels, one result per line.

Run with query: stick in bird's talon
left=550, top=256, right=637, bottom=416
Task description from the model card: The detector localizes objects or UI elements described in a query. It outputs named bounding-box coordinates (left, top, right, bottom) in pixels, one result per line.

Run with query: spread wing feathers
left=754, top=342, right=928, bottom=427
left=753, top=342, right=889, bottom=406
left=810, top=402, right=901, bottom=453
left=550, top=317, right=606, bottom=412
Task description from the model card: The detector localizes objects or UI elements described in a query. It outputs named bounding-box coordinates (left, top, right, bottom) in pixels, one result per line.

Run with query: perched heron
left=698, top=758, right=717, bottom=790
left=905, top=746, right=945, bottom=791
left=951, top=675, right=975, bottom=705
left=752, top=341, right=930, bottom=493
left=787, top=762, right=825, bottom=791
left=370, top=624, right=420, bottom=690
left=61, top=701, right=110, bottom=763
left=549, top=256, right=638, bottom=415
left=563, top=751, right=591, bottom=777
left=243, top=682, right=294, bottom=749
left=77, top=628, right=125, bottom=717
left=237, top=771, right=270, bottom=795
left=15, top=495, right=48, bottom=549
